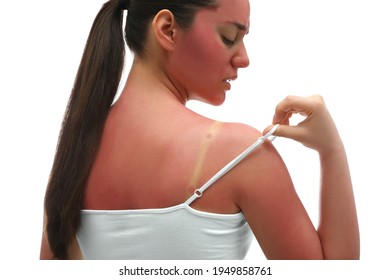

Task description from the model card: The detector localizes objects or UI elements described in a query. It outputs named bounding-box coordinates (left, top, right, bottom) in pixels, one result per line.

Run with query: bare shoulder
left=214, top=121, right=289, bottom=194
left=208, top=121, right=293, bottom=204
left=216, top=123, right=323, bottom=259
left=215, top=121, right=263, bottom=150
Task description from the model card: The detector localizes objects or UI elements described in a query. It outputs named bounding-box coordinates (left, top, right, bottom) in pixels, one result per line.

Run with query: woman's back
left=79, top=78, right=267, bottom=259
left=83, top=78, right=262, bottom=215
left=41, top=0, right=359, bottom=260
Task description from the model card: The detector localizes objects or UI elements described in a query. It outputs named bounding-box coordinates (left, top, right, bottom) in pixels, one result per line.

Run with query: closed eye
left=222, top=36, right=235, bottom=47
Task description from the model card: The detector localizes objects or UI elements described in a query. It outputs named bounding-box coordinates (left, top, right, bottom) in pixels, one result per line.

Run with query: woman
left=40, top=0, right=359, bottom=259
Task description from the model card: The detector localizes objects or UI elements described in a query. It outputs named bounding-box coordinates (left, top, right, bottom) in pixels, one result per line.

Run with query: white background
left=1, top=0, right=389, bottom=278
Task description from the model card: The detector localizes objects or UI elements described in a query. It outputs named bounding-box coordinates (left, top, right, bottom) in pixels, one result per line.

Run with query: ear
left=152, top=9, right=177, bottom=52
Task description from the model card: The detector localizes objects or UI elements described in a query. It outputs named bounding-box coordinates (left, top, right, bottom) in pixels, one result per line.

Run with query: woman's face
left=169, top=0, right=251, bottom=105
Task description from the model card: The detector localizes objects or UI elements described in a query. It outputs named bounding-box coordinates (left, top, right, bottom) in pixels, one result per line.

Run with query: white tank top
left=76, top=126, right=278, bottom=259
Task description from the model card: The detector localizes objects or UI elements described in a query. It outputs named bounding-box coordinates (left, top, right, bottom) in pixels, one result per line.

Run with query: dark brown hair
left=44, top=0, right=217, bottom=259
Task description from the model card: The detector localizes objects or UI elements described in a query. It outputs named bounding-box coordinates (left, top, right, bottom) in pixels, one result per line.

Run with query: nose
left=232, top=43, right=250, bottom=69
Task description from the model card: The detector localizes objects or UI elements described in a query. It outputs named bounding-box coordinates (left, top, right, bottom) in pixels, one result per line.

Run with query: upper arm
left=229, top=129, right=324, bottom=259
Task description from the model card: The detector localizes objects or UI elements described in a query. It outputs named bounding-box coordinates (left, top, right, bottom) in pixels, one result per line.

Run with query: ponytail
left=44, top=0, right=218, bottom=259
left=44, top=0, right=125, bottom=259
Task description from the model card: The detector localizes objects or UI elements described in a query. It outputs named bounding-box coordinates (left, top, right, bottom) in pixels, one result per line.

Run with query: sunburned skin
left=166, top=0, right=251, bottom=105
left=40, top=0, right=359, bottom=260
left=187, top=121, right=222, bottom=195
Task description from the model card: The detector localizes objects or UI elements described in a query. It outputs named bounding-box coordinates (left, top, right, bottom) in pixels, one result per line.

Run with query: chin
left=210, top=93, right=227, bottom=106
left=191, top=92, right=226, bottom=106
left=210, top=98, right=226, bottom=106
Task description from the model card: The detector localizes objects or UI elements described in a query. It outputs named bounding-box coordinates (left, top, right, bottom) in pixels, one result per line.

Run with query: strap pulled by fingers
left=264, top=124, right=279, bottom=142
left=185, top=124, right=279, bottom=206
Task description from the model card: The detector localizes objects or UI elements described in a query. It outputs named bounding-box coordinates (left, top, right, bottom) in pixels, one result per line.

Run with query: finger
left=273, top=95, right=314, bottom=124
left=262, top=124, right=277, bottom=136
left=272, top=112, right=291, bottom=125
left=262, top=124, right=279, bottom=138
left=263, top=124, right=304, bottom=143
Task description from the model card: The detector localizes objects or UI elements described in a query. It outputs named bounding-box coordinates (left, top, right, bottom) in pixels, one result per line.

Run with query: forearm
left=317, top=144, right=360, bottom=259
left=269, top=95, right=360, bottom=259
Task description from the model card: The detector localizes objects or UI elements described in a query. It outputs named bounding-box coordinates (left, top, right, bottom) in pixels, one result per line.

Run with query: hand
left=264, top=95, right=344, bottom=155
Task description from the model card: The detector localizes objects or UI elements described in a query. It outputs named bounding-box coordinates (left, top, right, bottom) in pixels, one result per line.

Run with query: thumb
left=262, top=124, right=274, bottom=136
left=263, top=124, right=303, bottom=142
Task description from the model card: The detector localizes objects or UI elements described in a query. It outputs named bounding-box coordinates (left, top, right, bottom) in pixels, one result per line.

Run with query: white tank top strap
left=184, top=124, right=279, bottom=206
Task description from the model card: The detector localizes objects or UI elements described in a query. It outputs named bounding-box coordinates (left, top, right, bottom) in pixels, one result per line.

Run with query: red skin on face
left=167, top=0, right=250, bottom=105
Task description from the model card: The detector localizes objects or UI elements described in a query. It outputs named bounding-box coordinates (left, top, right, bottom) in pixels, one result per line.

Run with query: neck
left=122, top=58, right=188, bottom=105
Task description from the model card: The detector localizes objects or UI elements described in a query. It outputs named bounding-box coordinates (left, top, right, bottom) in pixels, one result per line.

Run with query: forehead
left=195, top=0, right=250, bottom=29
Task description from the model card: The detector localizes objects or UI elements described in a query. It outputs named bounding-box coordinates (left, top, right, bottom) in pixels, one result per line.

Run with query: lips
left=223, top=76, right=237, bottom=91
left=223, top=76, right=237, bottom=83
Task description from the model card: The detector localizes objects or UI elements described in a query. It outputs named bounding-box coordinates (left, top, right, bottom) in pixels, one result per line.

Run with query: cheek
left=174, top=29, right=226, bottom=84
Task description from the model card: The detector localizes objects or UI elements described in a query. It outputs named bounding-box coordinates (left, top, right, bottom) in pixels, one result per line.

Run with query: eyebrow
left=227, top=21, right=250, bottom=34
